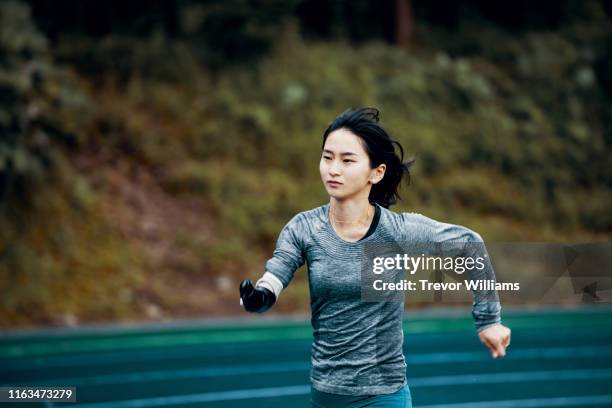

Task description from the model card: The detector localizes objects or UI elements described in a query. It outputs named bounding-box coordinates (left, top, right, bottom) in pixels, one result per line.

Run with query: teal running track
left=1, top=307, right=612, bottom=407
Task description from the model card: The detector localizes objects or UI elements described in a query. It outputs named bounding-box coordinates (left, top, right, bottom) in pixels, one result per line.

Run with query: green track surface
left=1, top=306, right=611, bottom=407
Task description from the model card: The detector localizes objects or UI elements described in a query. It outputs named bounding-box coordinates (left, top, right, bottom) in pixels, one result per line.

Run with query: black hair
left=321, top=107, right=415, bottom=209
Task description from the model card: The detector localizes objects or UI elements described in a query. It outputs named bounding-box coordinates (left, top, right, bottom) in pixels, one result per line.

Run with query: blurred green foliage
left=1, top=1, right=610, bottom=325
left=0, top=1, right=145, bottom=325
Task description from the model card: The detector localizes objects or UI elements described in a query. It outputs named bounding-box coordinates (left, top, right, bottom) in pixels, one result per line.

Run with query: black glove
left=240, top=279, right=277, bottom=313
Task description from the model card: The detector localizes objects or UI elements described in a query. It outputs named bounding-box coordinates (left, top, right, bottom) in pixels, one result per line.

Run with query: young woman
left=239, top=107, right=511, bottom=408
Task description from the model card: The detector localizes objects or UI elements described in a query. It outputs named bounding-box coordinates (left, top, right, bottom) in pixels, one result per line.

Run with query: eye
left=343, top=159, right=354, bottom=163
left=323, top=156, right=332, bottom=160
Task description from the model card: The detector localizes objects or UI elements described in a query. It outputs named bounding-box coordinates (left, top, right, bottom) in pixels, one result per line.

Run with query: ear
left=370, top=163, right=386, bottom=184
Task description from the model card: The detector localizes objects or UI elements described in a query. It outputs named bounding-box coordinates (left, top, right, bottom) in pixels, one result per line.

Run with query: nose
left=328, top=159, right=341, bottom=176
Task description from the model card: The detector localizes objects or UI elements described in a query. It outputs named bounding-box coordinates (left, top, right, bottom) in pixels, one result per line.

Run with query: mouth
left=326, top=180, right=343, bottom=187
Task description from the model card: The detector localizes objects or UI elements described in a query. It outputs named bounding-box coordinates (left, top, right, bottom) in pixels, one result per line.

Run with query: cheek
left=347, top=164, right=370, bottom=183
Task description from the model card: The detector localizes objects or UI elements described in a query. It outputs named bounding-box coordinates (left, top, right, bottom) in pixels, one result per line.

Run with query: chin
left=328, top=192, right=350, bottom=201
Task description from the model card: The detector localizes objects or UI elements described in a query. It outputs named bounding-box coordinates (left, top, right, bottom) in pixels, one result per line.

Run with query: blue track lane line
left=407, top=368, right=612, bottom=386
left=66, top=390, right=612, bottom=408
left=4, top=327, right=611, bottom=370
left=0, top=340, right=312, bottom=370
left=419, top=394, right=612, bottom=408
left=0, top=346, right=612, bottom=372
left=11, top=361, right=311, bottom=386
left=407, top=345, right=612, bottom=363
left=6, top=345, right=612, bottom=387
left=11, top=368, right=612, bottom=406
left=2, top=308, right=611, bottom=359
left=69, top=385, right=312, bottom=407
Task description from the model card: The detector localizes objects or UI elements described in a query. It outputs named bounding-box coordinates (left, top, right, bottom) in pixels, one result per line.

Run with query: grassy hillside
left=1, top=2, right=610, bottom=326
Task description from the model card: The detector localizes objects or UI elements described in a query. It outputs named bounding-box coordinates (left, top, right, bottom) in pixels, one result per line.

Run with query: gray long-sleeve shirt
left=264, top=202, right=502, bottom=395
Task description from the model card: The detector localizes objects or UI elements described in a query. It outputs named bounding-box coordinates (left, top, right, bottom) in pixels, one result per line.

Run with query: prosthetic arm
left=239, top=272, right=284, bottom=313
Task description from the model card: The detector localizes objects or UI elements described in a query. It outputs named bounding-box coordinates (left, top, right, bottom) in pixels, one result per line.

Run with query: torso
left=264, top=202, right=489, bottom=395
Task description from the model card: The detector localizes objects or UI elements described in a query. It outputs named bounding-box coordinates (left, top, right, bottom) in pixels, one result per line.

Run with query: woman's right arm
left=239, top=214, right=306, bottom=313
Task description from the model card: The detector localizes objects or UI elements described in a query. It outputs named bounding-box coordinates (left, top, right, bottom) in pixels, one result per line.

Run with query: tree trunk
left=395, top=0, right=415, bottom=48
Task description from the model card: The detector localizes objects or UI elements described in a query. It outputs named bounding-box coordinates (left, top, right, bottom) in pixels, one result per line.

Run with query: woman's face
left=320, top=128, right=385, bottom=201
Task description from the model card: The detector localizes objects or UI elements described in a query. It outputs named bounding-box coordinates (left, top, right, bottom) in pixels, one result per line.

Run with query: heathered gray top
left=264, top=202, right=502, bottom=395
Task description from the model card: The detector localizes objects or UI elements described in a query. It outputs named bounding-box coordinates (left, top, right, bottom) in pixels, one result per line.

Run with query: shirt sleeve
left=263, top=214, right=306, bottom=289
left=460, top=230, right=502, bottom=333
left=406, top=213, right=502, bottom=332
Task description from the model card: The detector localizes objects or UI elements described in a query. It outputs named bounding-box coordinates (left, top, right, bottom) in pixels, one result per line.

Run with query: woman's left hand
left=478, top=323, right=511, bottom=359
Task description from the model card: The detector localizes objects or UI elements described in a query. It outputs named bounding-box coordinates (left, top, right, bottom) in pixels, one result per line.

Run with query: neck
left=329, top=197, right=374, bottom=224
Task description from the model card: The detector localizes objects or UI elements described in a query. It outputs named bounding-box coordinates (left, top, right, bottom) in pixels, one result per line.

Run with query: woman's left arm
left=403, top=213, right=512, bottom=358
left=461, top=229, right=511, bottom=359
